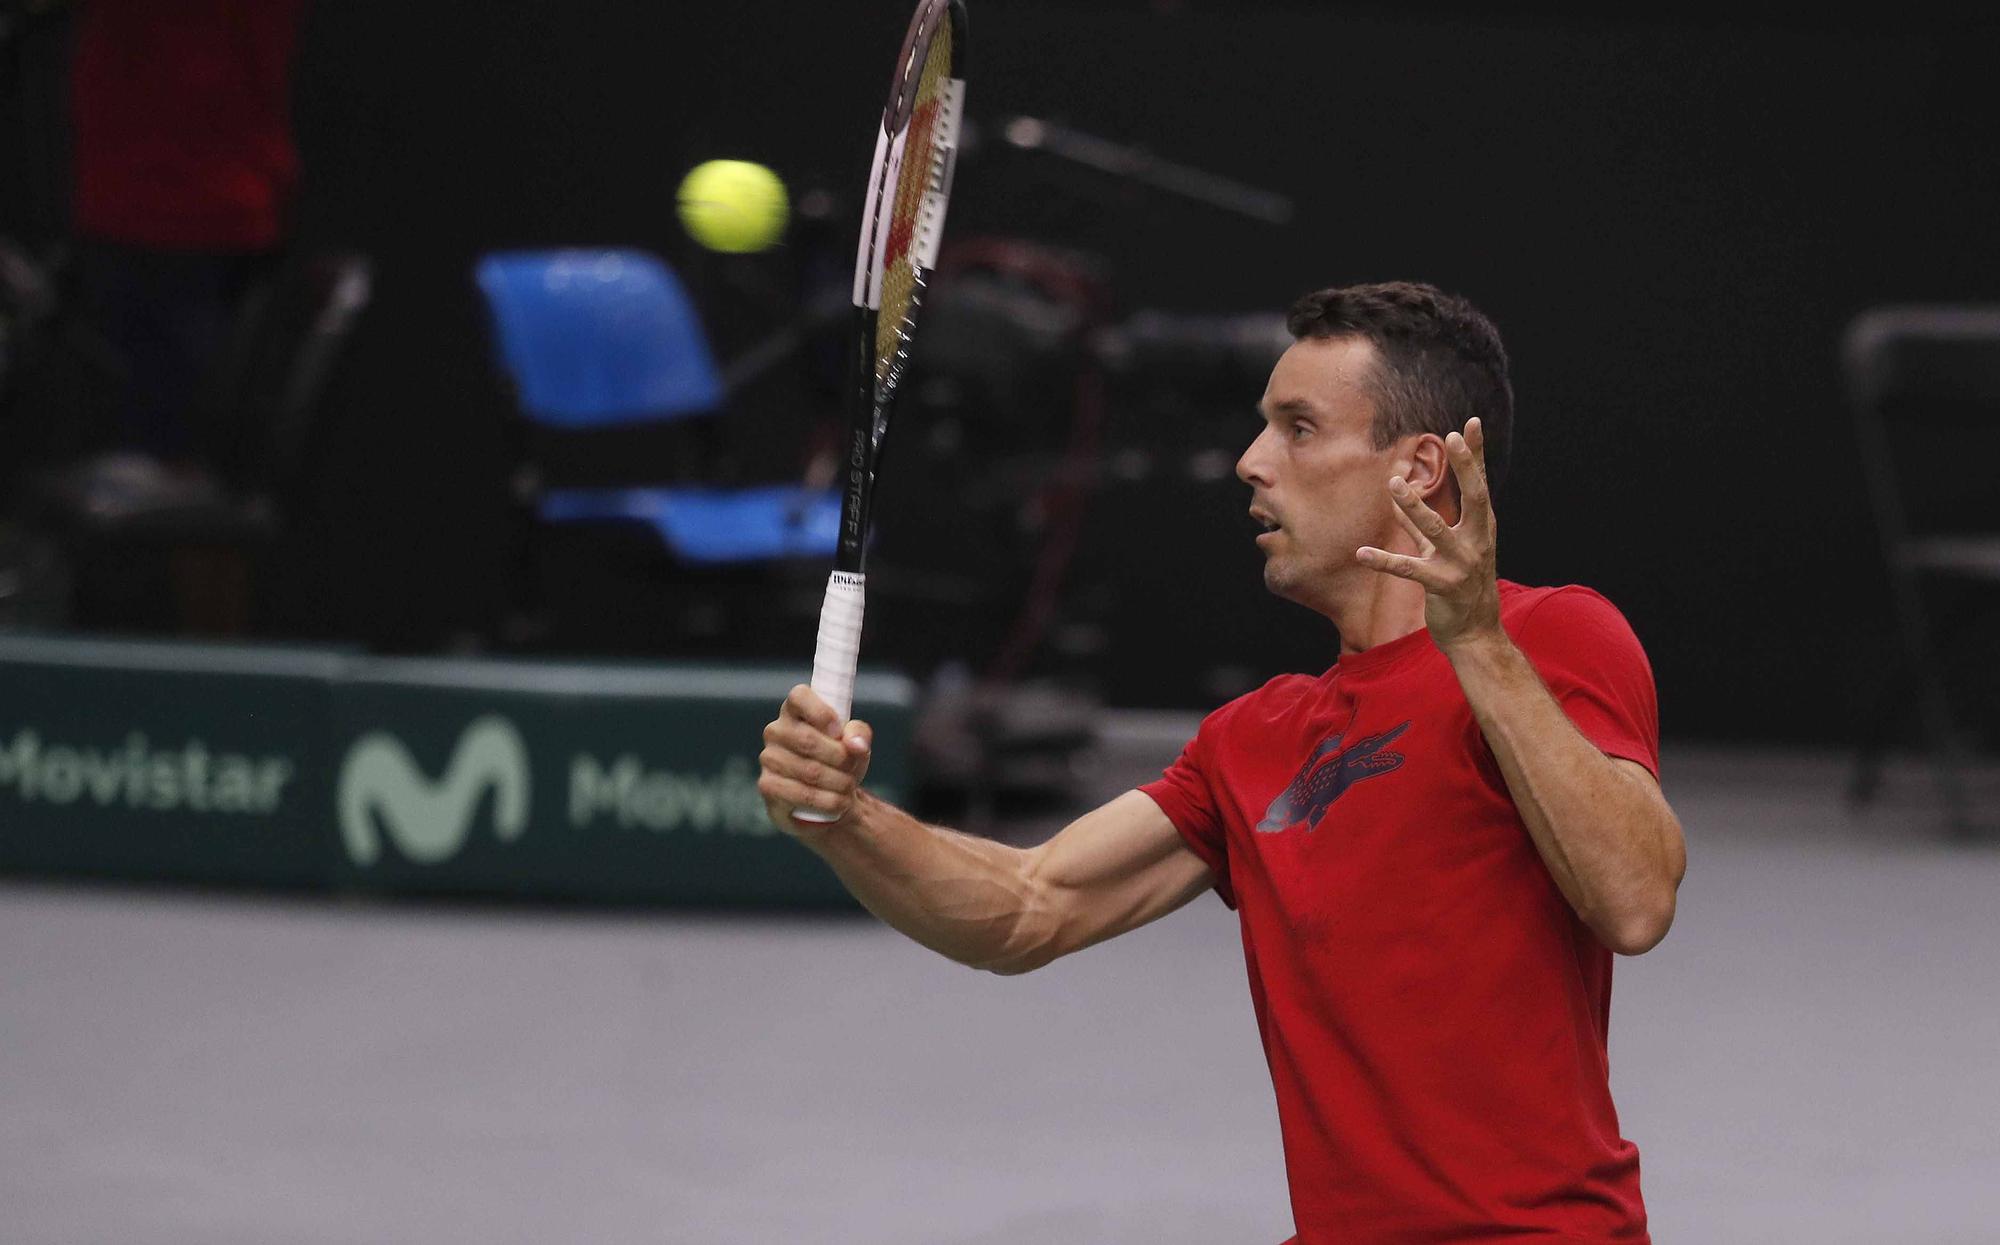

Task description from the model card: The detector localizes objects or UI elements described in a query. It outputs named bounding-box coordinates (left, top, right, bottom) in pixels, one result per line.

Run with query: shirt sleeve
left=1513, top=587, right=1662, bottom=779
left=1138, top=710, right=1236, bottom=909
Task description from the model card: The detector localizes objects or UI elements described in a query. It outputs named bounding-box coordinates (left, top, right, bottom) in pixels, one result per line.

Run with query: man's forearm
left=1445, top=631, right=1684, bottom=954
left=804, top=791, right=1056, bottom=974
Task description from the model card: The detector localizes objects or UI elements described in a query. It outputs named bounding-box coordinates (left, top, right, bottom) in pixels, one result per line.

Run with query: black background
left=73, top=2, right=2000, bottom=742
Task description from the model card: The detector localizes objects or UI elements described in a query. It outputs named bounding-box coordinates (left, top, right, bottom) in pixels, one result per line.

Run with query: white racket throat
left=799, top=571, right=868, bottom=825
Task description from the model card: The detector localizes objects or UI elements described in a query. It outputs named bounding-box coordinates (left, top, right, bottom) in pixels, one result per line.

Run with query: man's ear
left=1406, top=433, right=1452, bottom=500
left=1391, top=433, right=1459, bottom=523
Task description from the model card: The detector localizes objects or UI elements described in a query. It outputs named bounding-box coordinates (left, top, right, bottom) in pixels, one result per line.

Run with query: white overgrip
left=799, top=570, right=867, bottom=824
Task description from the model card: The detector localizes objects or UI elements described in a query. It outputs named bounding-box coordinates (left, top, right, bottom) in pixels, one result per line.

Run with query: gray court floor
left=4, top=734, right=1998, bottom=1244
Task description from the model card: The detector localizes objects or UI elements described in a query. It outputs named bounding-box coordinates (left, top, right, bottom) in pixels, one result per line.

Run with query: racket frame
left=802, top=0, right=965, bottom=819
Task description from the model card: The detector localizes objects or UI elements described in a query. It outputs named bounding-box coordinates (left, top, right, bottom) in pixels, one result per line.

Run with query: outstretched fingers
left=1446, top=419, right=1494, bottom=536
left=1359, top=422, right=1500, bottom=588
left=1390, top=476, right=1455, bottom=543
left=1387, top=479, right=1436, bottom=555
left=1356, top=544, right=1443, bottom=586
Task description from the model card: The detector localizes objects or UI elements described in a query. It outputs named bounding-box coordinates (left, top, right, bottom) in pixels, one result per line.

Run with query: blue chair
left=473, top=248, right=839, bottom=565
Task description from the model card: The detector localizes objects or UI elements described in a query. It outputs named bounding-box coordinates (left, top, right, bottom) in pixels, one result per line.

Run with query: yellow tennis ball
left=677, top=159, right=789, bottom=254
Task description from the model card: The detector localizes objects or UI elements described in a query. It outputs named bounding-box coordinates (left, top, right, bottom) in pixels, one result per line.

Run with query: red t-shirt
left=1141, top=581, right=1658, bottom=1244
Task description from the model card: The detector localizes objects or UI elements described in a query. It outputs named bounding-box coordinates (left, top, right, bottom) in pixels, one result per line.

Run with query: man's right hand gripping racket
left=799, top=0, right=966, bottom=822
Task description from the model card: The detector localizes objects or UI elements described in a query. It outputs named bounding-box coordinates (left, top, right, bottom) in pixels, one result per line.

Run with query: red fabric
left=1142, top=582, right=1657, bottom=1243
left=70, top=0, right=307, bottom=251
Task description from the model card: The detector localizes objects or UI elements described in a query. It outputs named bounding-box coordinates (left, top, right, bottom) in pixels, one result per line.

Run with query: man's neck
left=1326, top=572, right=1431, bottom=659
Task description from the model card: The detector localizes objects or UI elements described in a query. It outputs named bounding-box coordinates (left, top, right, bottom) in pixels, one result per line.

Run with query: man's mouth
left=1250, top=507, right=1281, bottom=540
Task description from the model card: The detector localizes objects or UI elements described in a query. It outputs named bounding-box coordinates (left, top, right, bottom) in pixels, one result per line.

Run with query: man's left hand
left=1356, top=417, right=1502, bottom=651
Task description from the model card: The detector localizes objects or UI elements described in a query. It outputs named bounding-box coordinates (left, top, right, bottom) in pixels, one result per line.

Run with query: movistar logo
left=0, top=728, right=293, bottom=813
left=568, top=754, right=774, bottom=835
left=338, top=716, right=531, bottom=866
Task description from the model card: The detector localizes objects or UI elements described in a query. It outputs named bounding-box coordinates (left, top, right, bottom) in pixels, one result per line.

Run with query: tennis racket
left=800, top=0, right=966, bottom=820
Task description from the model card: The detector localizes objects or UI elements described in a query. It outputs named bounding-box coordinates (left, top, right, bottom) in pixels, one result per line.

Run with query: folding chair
left=1845, top=305, right=2000, bottom=834
left=472, top=249, right=839, bottom=646
left=17, top=249, right=372, bottom=636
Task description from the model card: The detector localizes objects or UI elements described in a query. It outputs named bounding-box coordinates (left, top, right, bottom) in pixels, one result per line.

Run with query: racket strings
left=873, top=21, right=956, bottom=384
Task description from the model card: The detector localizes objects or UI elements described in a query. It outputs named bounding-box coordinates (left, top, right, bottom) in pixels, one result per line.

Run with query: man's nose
left=1237, top=427, right=1273, bottom=486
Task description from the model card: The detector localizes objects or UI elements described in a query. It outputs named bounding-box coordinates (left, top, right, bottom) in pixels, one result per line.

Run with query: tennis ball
left=677, top=159, right=789, bottom=254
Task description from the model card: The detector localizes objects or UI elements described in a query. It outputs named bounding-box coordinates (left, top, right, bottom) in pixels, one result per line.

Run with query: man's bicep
left=1518, top=588, right=1661, bottom=775
left=1029, top=790, right=1218, bottom=960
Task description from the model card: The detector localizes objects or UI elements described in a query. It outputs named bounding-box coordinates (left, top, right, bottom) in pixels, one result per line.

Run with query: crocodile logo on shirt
left=1255, top=721, right=1411, bottom=834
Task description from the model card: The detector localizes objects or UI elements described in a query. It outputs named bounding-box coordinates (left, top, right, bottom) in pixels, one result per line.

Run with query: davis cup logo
left=338, top=716, right=531, bottom=866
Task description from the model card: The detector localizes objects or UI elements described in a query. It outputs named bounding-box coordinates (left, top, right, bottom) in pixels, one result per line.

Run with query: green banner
left=330, top=658, right=908, bottom=907
left=0, top=635, right=910, bottom=907
left=0, top=635, right=342, bottom=887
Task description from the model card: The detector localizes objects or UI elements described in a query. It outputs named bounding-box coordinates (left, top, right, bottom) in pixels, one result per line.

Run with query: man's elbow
left=977, top=947, right=1052, bottom=976
left=1592, top=795, right=1687, bottom=956
left=967, top=852, right=1068, bottom=976
left=969, top=929, right=1063, bottom=976
left=1594, top=890, right=1677, bottom=956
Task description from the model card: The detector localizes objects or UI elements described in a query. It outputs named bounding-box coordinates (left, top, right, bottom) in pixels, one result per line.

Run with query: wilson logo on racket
left=338, top=716, right=531, bottom=866
left=1255, top=722, right=1412, bottom=835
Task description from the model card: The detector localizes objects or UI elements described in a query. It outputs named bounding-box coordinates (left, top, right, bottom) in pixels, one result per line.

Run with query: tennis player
left=759, top=281, right=1684, bottom=1243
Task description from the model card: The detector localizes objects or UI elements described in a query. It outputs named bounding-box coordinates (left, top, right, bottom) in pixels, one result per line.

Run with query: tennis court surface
left=5, top=737, right=1996, bottom=1244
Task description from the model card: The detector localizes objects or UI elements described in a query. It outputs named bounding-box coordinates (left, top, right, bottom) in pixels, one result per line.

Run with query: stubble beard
left=1261, top=531, right=1353, bottom=617
left=1261, top=554, right=1296, bottom=600
left=1261, top=543, right=1319, bottom=608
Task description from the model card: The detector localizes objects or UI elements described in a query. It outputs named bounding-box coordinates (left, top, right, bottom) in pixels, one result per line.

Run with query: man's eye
left=1290, top=423, right=1312, bottom=440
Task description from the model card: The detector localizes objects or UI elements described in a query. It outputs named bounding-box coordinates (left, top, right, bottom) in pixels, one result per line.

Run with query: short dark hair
left=1285, top=281, right=1514, bottom=495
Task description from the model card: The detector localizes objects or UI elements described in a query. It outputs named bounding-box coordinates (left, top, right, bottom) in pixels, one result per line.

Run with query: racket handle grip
left=798, top=571, right=866, bottom=825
